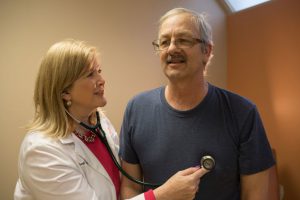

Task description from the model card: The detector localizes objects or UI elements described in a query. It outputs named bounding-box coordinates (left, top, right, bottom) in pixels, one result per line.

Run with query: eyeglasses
left=152, top=37, right=205, bottom=51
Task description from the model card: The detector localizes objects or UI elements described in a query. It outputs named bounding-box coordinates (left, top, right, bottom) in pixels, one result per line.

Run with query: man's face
left=158, top=13, right=209, bottom=82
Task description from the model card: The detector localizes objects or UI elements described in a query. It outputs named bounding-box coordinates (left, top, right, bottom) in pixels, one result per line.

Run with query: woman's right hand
left=153, top=167, right=209, bottom=200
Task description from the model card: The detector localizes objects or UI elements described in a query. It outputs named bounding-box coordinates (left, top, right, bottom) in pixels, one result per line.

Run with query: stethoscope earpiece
left=201, top=155, right=215, bottom=171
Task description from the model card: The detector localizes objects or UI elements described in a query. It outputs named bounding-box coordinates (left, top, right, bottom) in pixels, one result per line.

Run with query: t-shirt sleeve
left=119, top=100, right=140, bottom=164
left=238, top=106, right=275, bottom=175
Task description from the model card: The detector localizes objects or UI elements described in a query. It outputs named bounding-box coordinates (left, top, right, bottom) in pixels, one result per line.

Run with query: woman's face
left=65, top=57, right=106, bottom=119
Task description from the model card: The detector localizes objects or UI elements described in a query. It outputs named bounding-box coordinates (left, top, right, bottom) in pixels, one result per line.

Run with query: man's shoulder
left=130, top=87, right=163, bottom=102
left=123, top=87, right=164, bottom=113
left=211, top=84, right=255, bottom=108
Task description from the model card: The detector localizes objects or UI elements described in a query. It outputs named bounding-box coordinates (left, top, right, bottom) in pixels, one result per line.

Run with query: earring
left=66, top=100, right=72, bottom=107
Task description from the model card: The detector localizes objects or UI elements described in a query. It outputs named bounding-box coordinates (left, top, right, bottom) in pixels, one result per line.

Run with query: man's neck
left=165, top=79, right=208, bottom=111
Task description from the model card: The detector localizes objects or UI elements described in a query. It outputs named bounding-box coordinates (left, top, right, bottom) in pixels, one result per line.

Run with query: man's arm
left=241, top=167, right=272, bottom=200
left=120, top=160, right=144, bottom=199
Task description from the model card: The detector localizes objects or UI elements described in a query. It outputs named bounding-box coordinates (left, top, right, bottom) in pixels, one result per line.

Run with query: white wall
left=0, top=0, right=226, bottom=199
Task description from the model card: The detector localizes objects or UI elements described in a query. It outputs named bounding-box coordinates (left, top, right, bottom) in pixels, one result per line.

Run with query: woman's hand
left=153, top=167, right=209, bottom=200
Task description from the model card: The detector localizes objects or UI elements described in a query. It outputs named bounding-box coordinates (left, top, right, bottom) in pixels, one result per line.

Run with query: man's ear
left=202, top=44, right=213, bottom=68
left=203, top=44, right=212, bottom=56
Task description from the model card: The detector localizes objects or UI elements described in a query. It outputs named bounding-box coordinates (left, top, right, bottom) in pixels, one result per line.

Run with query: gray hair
left=158, top=8, right=213, bottom=46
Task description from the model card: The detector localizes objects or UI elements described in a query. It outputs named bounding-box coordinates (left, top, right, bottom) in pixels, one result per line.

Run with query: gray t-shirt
left=119, top=83, right=275, bottom=200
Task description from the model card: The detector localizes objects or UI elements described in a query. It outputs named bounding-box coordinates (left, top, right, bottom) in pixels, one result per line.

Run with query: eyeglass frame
left=152, top=37, right=206, bottom=51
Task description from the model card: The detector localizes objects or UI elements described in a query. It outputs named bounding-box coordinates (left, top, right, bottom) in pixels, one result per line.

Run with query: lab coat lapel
left=103, top=131, right=120, bottom=164
left=71, top=134, right=113, bottom=185
left=100, top=116, right=120, bottom=164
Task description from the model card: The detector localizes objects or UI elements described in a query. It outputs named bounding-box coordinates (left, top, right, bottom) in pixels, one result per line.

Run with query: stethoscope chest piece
left=201, top=155, right=215, bottom=170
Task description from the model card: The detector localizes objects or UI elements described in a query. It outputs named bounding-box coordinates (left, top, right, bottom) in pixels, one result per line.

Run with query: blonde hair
left=28, top=39, right=98, bottom=138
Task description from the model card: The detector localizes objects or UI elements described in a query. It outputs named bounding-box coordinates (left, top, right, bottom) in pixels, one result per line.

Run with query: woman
left=14, top=39, right=207, bottom=200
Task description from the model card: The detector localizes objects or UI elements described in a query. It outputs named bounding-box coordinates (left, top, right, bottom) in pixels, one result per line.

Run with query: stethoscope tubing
left=80, top=111, right=161, bottom=187
left=75, top=111, right=215, bottom=187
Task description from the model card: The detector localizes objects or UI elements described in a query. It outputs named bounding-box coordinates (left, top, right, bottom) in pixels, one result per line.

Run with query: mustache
left=166, top=54, right=186, bottom=63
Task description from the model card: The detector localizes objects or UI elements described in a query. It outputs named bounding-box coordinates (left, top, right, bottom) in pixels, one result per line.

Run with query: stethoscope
left=69, top=110, right=215, bottom=187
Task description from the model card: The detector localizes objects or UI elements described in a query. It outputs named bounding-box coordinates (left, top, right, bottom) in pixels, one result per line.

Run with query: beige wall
left=228, top=0, right=300, bottom=199
left=0, top=0, right=226, bottom=199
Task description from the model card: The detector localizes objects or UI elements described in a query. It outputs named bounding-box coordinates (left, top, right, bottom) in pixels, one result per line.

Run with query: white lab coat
left=14, top=113, right=146, bottom=200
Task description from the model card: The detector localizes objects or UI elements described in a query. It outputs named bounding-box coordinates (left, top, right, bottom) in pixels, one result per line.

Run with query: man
left=120, top=8, right=275, bottom=200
